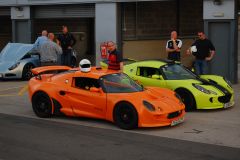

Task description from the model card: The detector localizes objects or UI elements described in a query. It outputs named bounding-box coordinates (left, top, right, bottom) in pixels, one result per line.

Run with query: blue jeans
left=194, top=59, right=208, bottom=75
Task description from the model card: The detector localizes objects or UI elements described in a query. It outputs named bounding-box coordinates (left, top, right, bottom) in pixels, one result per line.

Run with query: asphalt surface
left=0, top=80, right=239, bottom=159
left=0, top=113, right=239, bottom=160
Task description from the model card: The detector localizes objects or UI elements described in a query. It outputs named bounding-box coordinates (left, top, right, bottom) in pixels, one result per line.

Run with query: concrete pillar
left=203, top=0, right=238, bottom=83
left=95, top=3, right=120, bottom=66
left=11, top=6, right=32, bottom=43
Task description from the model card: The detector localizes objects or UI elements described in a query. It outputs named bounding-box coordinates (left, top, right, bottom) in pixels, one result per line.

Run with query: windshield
left=100, top=73, right=143, bottom=93
left=161, top=64, right=196, bottom=80
left=0, top=43, right=33, bottom=61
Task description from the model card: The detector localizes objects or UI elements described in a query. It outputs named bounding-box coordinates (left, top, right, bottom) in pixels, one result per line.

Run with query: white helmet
left=190, top=45, right=197, bottom=53
left=79, top=59, right=91, bottom=72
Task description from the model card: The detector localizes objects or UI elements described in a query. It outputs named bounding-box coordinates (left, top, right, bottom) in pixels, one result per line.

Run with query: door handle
left=59, top=90, right=66, bottom=96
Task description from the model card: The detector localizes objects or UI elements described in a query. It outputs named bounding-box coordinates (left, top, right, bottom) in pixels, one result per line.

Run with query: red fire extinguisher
left=100, top=42, right=108, bottom=59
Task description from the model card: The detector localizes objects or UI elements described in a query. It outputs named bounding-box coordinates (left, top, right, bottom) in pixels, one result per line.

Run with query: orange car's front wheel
left=32, top=92, right=52, bottom=118
left=113, top=102, right=138, bottom=130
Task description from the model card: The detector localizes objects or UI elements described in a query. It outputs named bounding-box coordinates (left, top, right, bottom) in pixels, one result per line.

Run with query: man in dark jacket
left=57, top=26, right=76, bottom=67
left=187, top=31, right=215, bottom=75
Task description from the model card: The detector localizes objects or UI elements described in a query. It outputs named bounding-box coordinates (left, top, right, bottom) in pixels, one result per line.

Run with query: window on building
left=74, top=77, right=100, bottom=90
left=122, top=0, right=203, bottom=40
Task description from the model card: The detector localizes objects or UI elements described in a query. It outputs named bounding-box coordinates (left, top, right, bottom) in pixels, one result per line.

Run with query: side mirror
left=90, top=87, right=101, bottom=93
left=152, top=75, right=163, bottom=80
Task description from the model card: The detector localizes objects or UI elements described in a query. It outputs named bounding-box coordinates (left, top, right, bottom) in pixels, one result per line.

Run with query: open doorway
left=33, top=18, right=95, bottom=65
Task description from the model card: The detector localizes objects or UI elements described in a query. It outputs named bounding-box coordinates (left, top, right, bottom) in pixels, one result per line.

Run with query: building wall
left=122, top=0, right=202, bottom=68
left=123, top=38, right=195, bottom=68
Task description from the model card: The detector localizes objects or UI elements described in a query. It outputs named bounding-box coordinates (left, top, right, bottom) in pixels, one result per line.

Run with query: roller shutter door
left=33, top=4, right=95, bottom=19
left=0, top=7, right=10, bottom=16
left=0, top=7, right=11, bottom=50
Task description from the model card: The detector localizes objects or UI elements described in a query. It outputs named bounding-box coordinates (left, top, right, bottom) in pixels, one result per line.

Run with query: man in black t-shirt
left=57, top=26, right=76, bottom=67
left=187, top=31, right=215, bottom=75
left=166, top=31, right=182, bottom=61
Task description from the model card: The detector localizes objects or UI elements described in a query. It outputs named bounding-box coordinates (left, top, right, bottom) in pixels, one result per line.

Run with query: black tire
left=32, top=92, right=52, bottom=118
left=113, top=102, right=138, bottom=130
left=176, top=89, right=196, bottom=112
left=22, top=63, right=34, bottom=80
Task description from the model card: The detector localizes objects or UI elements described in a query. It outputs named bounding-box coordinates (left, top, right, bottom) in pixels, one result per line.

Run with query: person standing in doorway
left=33, top=30, right=48, bottom=51
left=39, top=33, right=62, bottom=66
left=166, top=31, right=182, bottom=61
left=186, top=31, right=216, bottom=75
left=57, top=26, right=76, bottom=67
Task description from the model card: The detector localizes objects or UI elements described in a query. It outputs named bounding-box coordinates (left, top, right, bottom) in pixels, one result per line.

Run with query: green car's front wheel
left=176, top=89, right=196, bottom=112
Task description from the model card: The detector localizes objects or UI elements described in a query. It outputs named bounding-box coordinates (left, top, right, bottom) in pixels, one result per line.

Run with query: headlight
left=143, top=100, right=155, bottom=111
left=223, top=77, right=232, bottom=88
left=192, top=84, right=211, bottom=94
left=209, top=90, right=217, bottom=95
left=8, top=62, right=20, bottom=70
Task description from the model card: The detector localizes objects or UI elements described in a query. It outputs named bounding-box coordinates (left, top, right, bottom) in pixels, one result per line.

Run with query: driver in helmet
left=79, top=59, right=91, bottom=73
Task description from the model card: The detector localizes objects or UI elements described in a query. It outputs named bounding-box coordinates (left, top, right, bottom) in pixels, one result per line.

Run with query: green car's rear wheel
left=176, top=89, right=196, bottom=112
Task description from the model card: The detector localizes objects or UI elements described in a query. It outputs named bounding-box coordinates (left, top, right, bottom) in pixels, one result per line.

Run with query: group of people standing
left=166, top=31, right=216, bottom=75
left=34, top=26, right=216, bottom=76
left=33, top=26, right=76, bottom=67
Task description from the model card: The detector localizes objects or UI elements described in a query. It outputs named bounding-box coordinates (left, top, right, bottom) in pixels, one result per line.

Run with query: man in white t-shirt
left=166, top=31, right=182, bottom=61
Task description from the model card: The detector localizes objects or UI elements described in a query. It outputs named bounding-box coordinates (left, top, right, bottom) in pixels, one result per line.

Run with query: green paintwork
left=101, top=59, right=234, bottom=110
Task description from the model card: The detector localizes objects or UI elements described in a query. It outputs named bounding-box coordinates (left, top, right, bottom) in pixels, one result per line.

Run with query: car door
left=68, top=77, right=107, bottom=119
left=131, top=66, right=167, bottom=88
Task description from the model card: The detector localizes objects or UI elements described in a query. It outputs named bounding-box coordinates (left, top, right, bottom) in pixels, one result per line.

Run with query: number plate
left=224, top=102, right=234, bottom=108
left=171, top=117, right=184, bottom=126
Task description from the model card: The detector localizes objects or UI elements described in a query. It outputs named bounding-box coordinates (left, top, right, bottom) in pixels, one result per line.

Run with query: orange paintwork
left=28, top=66, right=185, bottom=128
left=31, top=65, right=71, bottom=75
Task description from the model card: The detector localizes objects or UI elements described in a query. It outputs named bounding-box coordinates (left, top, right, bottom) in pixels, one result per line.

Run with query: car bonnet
left=0, top=43, right=34, bottom=63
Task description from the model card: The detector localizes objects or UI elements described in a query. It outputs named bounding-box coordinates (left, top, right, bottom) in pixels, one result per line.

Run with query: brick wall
left=123, top=38, right=195, bottom=68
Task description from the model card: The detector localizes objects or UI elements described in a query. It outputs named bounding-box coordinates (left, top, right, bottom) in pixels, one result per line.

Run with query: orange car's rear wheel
left=113, top=102, right=138, bottom=130
left=32, top=92, right=52, bottom=118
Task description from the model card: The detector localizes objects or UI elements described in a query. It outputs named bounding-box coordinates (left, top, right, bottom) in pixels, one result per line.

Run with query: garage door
left=33, top=4, right=95, bottom=19
left=0, top=7, right=11, bottom=50
left=0, top=7, right=10, bottom=16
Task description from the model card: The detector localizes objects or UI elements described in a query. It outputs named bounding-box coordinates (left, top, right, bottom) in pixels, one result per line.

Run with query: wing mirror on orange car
left=90, top=87, right=101, bottom=93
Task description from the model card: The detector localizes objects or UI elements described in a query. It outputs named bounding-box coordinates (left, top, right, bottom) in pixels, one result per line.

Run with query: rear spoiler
left=31, top=66, right=71, bottom=76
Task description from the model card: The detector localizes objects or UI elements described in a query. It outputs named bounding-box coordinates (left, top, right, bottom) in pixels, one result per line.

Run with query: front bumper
left=0, top=70, right=21, bottom=79
left=196, top=93, right=235, bottom=110
left=138, top=109, right=186, bottom=128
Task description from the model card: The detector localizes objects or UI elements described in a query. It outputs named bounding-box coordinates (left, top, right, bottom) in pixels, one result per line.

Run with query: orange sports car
left=29, top=66, right=185, bottom=129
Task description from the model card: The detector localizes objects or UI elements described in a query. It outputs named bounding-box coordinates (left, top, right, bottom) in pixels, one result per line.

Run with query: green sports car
left=101, top=59, right=234, bottom=111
